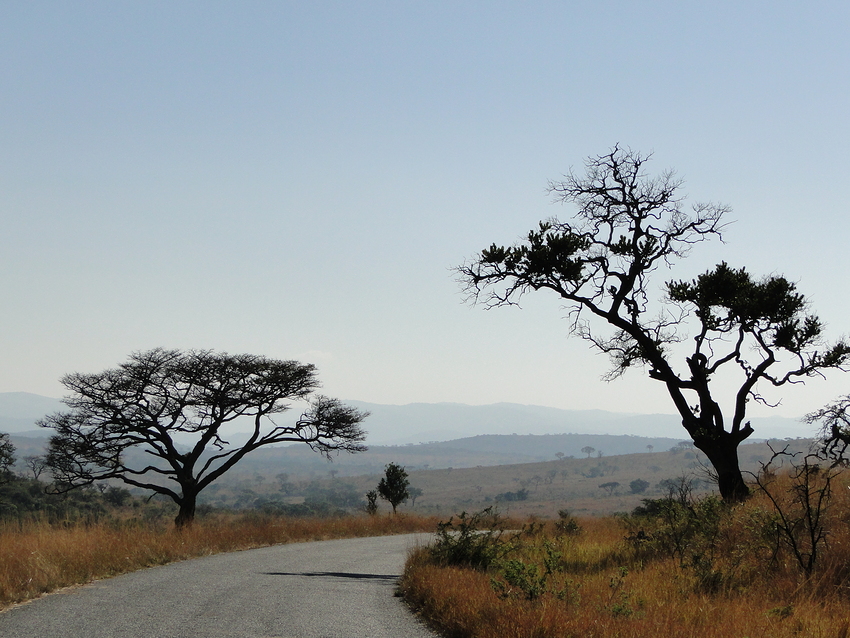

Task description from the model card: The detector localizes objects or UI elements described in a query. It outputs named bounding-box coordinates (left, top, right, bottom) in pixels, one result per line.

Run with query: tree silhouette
left=630, top=479, right=650, bottom=494
left=408, top=486, right=423, bottom=507
left=600, top=481, right=620, bottom=496
left=458, top=147, right=848, bottom=501
left=42, top=349, right=368, bottom=527
left=0, top=433, right=15, bottom=484
left=377, top=462, right=410, bottom=514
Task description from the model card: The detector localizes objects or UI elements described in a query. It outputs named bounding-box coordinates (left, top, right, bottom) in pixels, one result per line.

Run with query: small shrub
left=629, top=479, right=650, bottom=494
left=429, top=507, right=506, bottom=570
left=622, top=478, right=735, bottom=592
left=365, top=490, right=378, bottom=515
left=554, top=509, right=582, bottom=536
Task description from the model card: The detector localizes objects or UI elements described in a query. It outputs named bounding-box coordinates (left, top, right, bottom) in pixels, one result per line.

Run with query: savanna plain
left=2, top=442, right=849, bottom=638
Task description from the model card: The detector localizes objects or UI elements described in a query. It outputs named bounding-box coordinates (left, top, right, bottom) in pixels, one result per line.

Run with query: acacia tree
left=41, top=349, right=368, bottom=527
left=377, top=462, right=409, bottom=514
left=458, top=147, right=848, bottom=502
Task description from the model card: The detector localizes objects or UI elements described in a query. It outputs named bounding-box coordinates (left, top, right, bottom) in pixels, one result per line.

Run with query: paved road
left=0, top=534, right=439, bottom=638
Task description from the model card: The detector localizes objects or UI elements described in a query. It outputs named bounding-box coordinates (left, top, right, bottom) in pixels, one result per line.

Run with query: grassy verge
left=0, top=512, right=439, bottom=610
left=400, top=472, right=850, bottom=638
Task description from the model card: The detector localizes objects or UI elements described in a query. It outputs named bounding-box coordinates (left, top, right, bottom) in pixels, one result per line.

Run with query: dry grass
left=0, top=512, right=438, bottom=610
left=400, top=471, right=850, bottom=638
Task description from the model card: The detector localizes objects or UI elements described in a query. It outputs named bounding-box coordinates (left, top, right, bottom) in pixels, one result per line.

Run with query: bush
left=629, top=479, right=650, bottom=494
left=554, top=509, right=582, bottom=536
left=622, top=479, right=731, bottom=592
left=429, top=507, right=506, bottom=570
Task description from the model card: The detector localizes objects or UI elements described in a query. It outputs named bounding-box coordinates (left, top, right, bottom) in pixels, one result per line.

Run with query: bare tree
left=805, top=394, right=850, bottom=465
left=23, top=455, right=48, bottom=481
left=458, top=147, right=848, bottom=501
left=42, top=349, right=368, bottom=527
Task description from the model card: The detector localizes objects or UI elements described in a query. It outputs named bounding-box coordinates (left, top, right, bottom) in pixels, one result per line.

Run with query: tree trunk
left=174, top=493, right=197, bottom=528
left=693, top=434, right=750, bottom=502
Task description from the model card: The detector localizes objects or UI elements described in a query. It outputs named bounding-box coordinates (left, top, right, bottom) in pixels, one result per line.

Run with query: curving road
left=0, top=534, right=439, bottom=638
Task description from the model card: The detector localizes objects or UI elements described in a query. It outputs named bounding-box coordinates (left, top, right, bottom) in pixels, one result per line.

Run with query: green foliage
left=629, top=479, right=650, bottom=494
left=583, top=465, right=605, bottom=478
left=304, top=480, right=363, bottom=510
left=0, top=475, right=151, bottom=524
left=377, top=462, right=410, bottom=513
left=492, top=555, right=549, bottom=601
left=103, top=486, right=132, bottom=507
left=667, top=262, right=841, bottom=357
left=0, top=433, right=15, bottom=484
left=623, top=481, right=732, bottom=592
left=429, top=507, right=506, bottom=570
left=488, top=523, right=581, bottom=604
left=554, top=509, right=582, bottom=536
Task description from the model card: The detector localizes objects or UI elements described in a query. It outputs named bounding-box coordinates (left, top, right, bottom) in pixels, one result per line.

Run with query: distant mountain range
left=0, top=392, right=814, bottom=444
left=0, top=392, right=64, bottom=435
left=341, top=400, right=813, bottom=444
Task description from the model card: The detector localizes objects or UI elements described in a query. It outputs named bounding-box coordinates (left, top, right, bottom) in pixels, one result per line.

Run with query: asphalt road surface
left=0, top=534, right=439, bottom=638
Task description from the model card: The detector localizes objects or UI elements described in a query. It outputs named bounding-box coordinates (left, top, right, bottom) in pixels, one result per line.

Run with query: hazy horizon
left=0, top=391, right=815, bottom=445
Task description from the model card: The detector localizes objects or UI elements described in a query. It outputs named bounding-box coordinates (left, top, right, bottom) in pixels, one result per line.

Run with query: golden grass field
left=3, top=441, right=846, bottom=637
left=400, top=469, right=850, bottom=638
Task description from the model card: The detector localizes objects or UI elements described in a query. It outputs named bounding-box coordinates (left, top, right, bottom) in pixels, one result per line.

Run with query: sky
left=1, top=1, right=848, bottom=423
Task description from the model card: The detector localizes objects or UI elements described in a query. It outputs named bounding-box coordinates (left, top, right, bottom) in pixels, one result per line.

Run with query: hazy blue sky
left=2, top=2, right=848, bottom=420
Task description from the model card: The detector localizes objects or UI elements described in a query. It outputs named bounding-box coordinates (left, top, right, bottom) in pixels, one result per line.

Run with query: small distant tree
left=581, top=446, right=596, bottom=458
left=365, top=489, right=379, bottom=515
left=104, top=486, right=132, bottom=507
left=630, top=478, right=650, bottom=494
left=408, top=486, right=423, bottom=507
left=42, top=349, right=368, bottom=528
left=555, top=452, right=565, bottom=461
left=23, top=455, right=48, bottom=481
left=646, top=445, right=654, bottom=453
left=600, top=481, right=620, bottom=496
left=0, top=433, right=15, bottom=484
left=377, top=462, right=410, bottom=514
left=276, top=472, right=294, bottom=495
